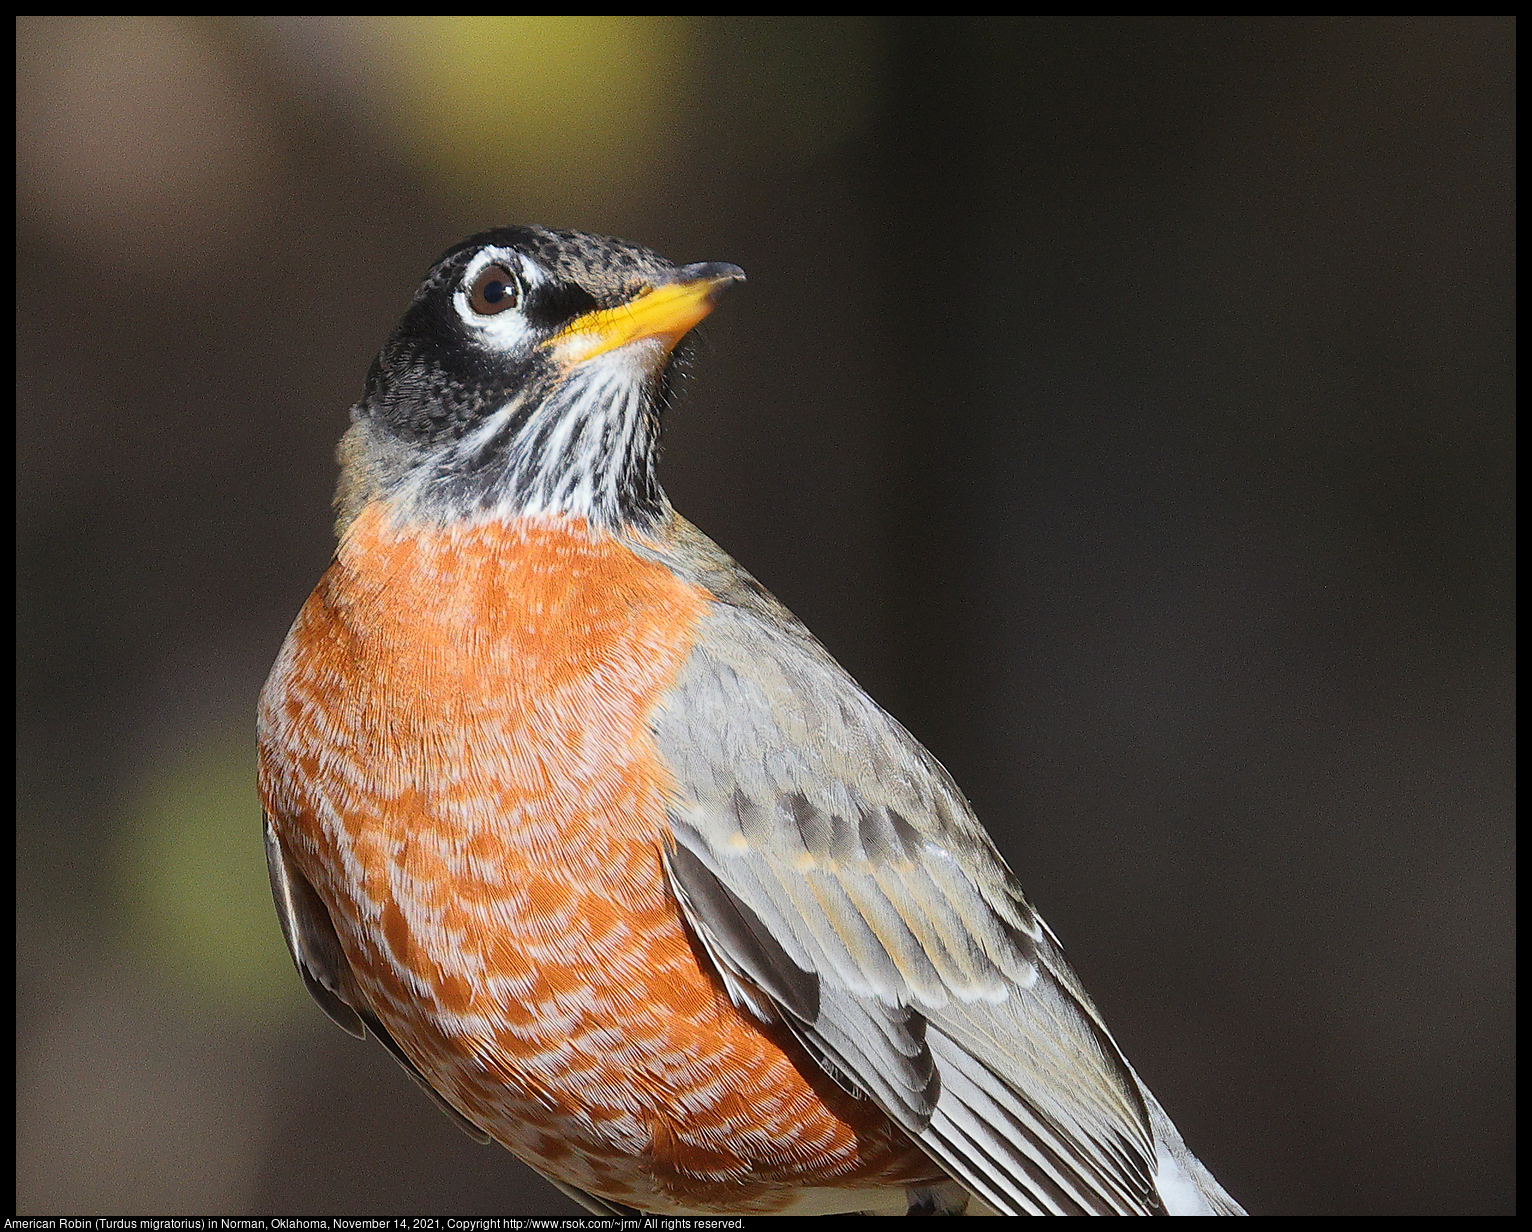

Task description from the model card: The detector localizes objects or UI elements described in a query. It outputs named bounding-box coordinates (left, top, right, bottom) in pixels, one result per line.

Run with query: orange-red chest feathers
left=257, top=504, right=933, bottom=1211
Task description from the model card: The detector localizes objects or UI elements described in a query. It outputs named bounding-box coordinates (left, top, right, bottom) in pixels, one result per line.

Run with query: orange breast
left=258, top=504, right=936, bottom=1212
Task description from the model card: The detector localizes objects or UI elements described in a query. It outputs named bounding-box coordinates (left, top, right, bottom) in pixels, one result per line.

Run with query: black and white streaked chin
left=387, top=342, right=670, bottom=534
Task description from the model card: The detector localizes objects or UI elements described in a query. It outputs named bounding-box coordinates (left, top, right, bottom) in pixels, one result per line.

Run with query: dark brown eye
left=468, top=264, right=519, bottom=315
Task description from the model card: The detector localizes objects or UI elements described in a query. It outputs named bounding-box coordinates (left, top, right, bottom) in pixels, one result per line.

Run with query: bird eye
left=468, top=264, right=520, bottom=316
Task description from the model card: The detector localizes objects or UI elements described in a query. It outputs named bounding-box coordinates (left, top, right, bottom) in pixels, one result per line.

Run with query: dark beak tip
left=678, top=261, right=747, bottom=287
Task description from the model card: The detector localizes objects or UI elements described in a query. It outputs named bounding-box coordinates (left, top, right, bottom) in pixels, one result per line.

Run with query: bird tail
left=1141, top=1087, right=1248, bottom=1215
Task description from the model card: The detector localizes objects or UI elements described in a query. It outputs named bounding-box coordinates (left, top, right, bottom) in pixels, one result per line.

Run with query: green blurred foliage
left=120, top=734, right=303, bottom=1016
left=344, top=17, right=888, bottom=216
left=362, top=16, right=698, bottom=217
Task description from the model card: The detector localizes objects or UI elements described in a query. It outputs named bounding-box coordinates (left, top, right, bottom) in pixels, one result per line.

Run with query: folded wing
left=652, top=591, right=1165, bottom=1215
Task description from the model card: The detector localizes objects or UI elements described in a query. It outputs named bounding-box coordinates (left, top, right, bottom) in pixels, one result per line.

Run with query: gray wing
left=264, top=816, right=492, bottom=1144
left=647, top=537, right=1166, bottom=1214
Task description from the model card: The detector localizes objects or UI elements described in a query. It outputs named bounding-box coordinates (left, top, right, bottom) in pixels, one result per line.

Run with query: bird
left=258, top=225, right=1246, bottom=1216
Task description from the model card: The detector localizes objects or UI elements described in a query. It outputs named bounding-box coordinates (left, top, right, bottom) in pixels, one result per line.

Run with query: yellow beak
left=547, top=263, right=745, bottom=367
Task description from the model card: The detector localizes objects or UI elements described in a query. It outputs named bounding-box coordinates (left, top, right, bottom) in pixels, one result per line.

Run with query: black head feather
left=337, top=226, right=739, bottom=533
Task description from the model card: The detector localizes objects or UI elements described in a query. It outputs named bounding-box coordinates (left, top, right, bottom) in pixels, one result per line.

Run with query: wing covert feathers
left=648, top=516, right=1239, bottom=1215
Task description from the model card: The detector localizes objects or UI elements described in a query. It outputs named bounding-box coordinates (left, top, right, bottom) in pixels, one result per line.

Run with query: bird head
left=336, top=226, right=745, bottom=535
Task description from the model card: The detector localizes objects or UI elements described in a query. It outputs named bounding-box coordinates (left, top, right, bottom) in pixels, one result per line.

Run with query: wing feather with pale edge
left=643, top=521, right=1167, bottom=1215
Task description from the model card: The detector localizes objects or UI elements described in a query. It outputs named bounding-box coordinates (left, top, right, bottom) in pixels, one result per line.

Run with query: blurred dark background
left=16, top=16, right=1513, bottom=1216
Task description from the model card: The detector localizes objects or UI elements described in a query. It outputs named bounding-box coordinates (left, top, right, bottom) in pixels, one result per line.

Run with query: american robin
left=259, top=226, right=1245, bottom=1216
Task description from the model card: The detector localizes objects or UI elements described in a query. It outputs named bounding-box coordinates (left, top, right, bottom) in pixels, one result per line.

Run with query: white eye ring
left=453, top=248, right=544, bottom=348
